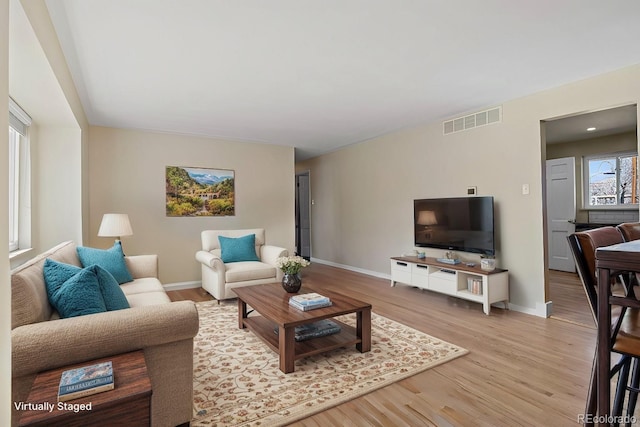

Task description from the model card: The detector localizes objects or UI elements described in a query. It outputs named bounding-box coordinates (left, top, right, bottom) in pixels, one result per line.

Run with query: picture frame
left=165, top=166, right=235, bottom=217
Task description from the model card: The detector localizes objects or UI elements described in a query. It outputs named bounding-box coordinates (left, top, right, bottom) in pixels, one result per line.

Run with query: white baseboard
left=310, top=257, right=391, bottom=280
left=503, top=302, right=550, bottom=318
left=163, top=281, right=201, bottom=291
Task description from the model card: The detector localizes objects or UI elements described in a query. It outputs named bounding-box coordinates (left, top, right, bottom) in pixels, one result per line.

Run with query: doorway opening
left=295, top=171, right=311, bottom=260
left=542, top=104, right=638, bottom=324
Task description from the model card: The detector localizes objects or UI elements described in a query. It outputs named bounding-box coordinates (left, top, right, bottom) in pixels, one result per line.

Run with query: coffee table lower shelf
left=243, top=316, right=359, bottom=361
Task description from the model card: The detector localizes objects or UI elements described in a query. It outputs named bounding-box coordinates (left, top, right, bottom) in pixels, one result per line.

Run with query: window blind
left=9, top=97, right=32, bottom=136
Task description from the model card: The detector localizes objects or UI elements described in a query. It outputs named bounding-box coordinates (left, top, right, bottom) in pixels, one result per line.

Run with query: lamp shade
left=417, top=210, right=437, bottom=226
left=98, top=214, right=133, bottom=238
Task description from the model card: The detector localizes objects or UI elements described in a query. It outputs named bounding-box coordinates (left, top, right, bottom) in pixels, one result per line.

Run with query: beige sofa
left=11, top=241, right=199, bottom=427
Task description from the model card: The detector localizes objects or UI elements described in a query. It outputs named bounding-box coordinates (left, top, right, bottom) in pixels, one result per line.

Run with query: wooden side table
left=18, top=350, right=151, bottom=427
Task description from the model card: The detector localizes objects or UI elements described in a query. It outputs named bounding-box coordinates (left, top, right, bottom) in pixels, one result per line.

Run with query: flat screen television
left=414, top=196, right=495, bottom=256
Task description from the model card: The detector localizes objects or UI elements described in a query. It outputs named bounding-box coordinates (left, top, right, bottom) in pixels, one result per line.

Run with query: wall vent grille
left=443, top=106, right=502, bottom=135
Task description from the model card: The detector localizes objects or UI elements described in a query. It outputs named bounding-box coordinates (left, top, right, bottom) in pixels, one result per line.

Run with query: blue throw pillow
left=43, top=258, right=82, bottom=295
left=218, top=234, right=260, bottom=263
left=77, top=241, right=133, bottom=284
left=87, top=265, right=130, bottom=311
left=44, top=259, right=130, bottom=311
left=46, top=268, right=107, bottom=318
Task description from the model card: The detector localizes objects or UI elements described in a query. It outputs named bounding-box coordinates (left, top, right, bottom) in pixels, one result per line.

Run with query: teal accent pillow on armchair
left=77, top=241, right=133, bottom=284
left=218, top=234, right=260, bottom=263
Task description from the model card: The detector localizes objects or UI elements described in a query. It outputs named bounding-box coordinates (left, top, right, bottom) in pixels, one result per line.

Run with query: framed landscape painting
left=166, top=166, right=235, bottom=216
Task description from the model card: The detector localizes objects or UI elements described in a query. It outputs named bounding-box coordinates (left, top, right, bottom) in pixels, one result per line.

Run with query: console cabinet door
left=390, top=260, right=412, bottom=285
left=427, top=270, right=457, bottom=295
left=412, top=263, right=429, bottom=288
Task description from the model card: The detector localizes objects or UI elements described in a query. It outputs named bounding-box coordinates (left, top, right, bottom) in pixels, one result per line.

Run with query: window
left=8, top=98, right=31, bottom=252
left=8, top=127, right=20, bottom=251
left=584, top=152, right=639, bottom=208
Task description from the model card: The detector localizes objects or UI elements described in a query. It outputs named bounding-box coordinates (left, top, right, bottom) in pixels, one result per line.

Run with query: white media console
left=390, top=256, right=509, bottom=315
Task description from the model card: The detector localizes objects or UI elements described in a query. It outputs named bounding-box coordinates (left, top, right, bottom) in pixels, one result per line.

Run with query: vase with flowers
left=276, top=255, right=311, bottom=293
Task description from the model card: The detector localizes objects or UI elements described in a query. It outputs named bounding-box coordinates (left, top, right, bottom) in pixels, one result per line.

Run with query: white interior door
left=546, top=157, right=576, bottom=272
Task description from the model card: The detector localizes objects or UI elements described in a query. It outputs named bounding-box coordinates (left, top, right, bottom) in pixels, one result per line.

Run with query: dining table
left=595, top=239, right=640, bottom=424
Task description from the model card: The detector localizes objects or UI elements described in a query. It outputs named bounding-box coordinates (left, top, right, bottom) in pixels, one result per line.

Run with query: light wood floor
left=168, top=264, right=599, bottom=426
left=548, top=269, right=594, bottom=328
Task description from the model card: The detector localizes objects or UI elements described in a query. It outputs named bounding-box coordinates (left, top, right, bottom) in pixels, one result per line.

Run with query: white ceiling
left=44, top=0, right=640, bottom=160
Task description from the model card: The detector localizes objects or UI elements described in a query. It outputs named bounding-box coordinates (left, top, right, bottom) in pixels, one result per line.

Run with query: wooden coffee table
left=234, top=284, right=372, bottom=373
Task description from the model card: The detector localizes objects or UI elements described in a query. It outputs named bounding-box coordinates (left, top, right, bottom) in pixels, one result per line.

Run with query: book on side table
left=58, top=361, right=114, bottom=402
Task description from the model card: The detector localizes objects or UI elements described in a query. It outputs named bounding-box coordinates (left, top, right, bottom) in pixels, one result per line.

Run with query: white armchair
left=195, top=229, right=288, bottom=300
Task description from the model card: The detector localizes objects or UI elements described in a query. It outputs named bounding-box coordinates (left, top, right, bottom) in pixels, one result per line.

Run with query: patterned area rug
left=192, top=300, right=468, bottom=426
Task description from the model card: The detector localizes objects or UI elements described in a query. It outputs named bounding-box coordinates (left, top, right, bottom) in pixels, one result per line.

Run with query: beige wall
left=32, top=126, right=83, bottom=248
left=88, top=126, right=295, bottom=284
left=297, top=64, right=640, bottom=316
left=1, top=0, right=10, bottom=423
left=547, top=131, right=637, bottom=223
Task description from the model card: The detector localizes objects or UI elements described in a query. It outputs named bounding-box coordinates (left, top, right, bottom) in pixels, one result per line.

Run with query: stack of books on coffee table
left=274, top=319, right=342, bottom=341
left=289, top=292, right=332, bottom=311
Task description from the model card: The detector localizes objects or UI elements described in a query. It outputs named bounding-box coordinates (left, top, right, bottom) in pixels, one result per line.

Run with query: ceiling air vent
left=443, top=106, right=502, bottom=135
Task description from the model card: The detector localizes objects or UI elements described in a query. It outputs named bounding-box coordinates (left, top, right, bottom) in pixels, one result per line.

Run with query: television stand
left=390, top=256, right=509, bottom=315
